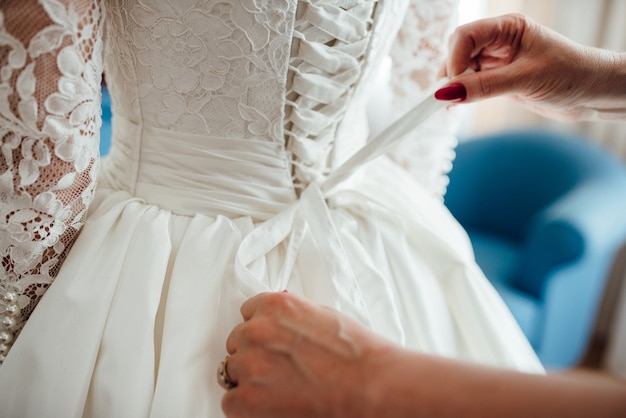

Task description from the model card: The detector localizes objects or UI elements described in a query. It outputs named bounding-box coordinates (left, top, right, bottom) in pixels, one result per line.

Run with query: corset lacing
left=233, top=0, right=449, bottom=324
left=285, top=0, right=378, bottom=193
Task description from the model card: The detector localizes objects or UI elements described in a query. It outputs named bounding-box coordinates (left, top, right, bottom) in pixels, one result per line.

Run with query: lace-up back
left=285, top=0, right=378, bottom=188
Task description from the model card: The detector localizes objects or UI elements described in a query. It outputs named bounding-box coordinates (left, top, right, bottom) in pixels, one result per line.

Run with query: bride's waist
left=101, top=118, right=297, bottom=219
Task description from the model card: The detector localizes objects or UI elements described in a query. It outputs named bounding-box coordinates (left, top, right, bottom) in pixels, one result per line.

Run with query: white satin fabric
left=0, top=92, right=543, bottom=417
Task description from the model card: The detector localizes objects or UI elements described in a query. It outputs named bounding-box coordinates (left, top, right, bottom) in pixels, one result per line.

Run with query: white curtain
left=460, top=0, right=626, bottom=160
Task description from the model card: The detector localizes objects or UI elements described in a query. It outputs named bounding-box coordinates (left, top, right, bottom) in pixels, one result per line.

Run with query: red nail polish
left=434, top=83, right=467, bottom=101
left=282, top=290, right=288, bottom=293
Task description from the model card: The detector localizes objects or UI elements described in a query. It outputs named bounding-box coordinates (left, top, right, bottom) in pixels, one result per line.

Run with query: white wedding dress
left=0, top=0, right=543, bottom=416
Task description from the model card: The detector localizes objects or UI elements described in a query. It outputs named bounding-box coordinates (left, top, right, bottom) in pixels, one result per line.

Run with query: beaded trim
left=0, top=289, right=19, bottom=365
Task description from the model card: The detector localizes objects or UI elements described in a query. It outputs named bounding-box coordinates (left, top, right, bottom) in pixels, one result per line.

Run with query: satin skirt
left=0, top=154, right=543, bottom=417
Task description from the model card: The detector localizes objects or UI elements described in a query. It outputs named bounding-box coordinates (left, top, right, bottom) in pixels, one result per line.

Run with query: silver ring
left=217, top=355, right=237, bottom=390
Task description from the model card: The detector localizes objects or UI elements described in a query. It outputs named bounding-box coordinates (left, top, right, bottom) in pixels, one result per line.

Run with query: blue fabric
left=446, top=129, right=626, bottom=368
left=100, top=85, right=112, bottom=156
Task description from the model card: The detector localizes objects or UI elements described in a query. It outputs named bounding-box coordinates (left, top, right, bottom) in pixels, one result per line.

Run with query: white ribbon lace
left=286, top=0, right=377, bottom=187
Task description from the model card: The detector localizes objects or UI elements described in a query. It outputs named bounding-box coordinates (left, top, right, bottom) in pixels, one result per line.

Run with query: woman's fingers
left=446, top=14, right=528, bottom=77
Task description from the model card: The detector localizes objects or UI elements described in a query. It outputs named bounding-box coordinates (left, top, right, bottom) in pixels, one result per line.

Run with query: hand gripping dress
left=0, top=0, right=543, bottom=416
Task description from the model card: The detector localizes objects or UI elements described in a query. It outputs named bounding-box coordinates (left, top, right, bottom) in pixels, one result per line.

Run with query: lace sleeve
left=0, top=0, right=103, bottom=364
left=387, top=0, right=459, bottom=199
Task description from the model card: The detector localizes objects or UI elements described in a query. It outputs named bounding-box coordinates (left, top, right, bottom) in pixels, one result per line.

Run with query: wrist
left=605, top=52, right=626, bottom=98
left=561, top=46, right=626, bottom=120
left=592, top=50, right=626, bottom=98
left=589, top=50, right=626, bottom=120
left=353, top=343, right=411, bottom=418
left=361, top=346, right=446, bottom=418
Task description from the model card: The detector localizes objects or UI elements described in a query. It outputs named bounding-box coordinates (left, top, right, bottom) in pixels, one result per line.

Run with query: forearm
left=366, top=348, right=626, bottom=418
left=519, top=27, right=626, bottom=122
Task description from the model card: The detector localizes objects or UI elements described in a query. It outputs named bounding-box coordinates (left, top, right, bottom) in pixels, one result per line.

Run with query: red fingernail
left=434, top=83, right=467, bottom=101
left=282, top=290, right=288, bottom=293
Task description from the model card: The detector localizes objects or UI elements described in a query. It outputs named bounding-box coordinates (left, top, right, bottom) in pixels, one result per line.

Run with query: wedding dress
left=0, top=0, right=543, bottom=416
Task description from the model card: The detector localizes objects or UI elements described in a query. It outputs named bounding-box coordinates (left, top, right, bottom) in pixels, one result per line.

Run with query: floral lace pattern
left=104, top=0, right=296, bottom=140
left=0, top=0, right=103, bottom=364
left=387, top=0, right=459, bottom=198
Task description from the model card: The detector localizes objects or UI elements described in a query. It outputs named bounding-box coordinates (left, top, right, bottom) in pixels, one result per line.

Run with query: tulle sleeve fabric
left=0, top=0, right=103, bottom=364
left=387, top=0, right=459, bottom=199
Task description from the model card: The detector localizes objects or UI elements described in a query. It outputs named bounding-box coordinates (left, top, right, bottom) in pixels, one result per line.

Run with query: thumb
left=240, top=291, right=274, bottom=320
left=435, top=65, right=526, bottom=104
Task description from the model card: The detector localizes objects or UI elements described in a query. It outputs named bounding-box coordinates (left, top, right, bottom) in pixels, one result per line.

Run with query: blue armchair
left=445, top=129, right=626, bottom=369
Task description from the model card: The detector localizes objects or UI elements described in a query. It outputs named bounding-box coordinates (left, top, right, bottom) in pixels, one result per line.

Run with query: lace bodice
left=0, top=0, right=459, bottom=364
